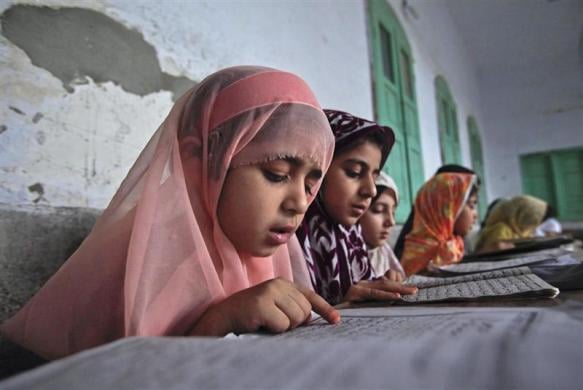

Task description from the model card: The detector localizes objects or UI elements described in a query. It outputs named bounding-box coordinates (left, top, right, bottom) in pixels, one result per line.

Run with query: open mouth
left=266, top=225, right=296, bottom=246
left=351, top=204, right=368, bottom=215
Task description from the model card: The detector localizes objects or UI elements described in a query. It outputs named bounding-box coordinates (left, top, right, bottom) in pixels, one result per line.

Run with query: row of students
left=1, top=66, right=416, bottom=359
left=3, top=65, right=546, bottom=360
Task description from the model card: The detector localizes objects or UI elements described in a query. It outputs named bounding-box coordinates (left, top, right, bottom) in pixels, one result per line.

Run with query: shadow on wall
left=1, top=5, right=197, bottom=99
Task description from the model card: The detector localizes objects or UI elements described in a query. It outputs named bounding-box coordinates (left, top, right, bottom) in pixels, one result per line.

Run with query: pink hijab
left=1, top=66, right=334, bottom=359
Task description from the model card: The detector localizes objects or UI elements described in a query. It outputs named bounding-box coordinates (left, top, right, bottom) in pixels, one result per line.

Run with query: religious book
left=428, top=251, right=560, bottom=275
left=402, top=267, right=559, bottom=303
left=461, top=236, right=573, bottom=262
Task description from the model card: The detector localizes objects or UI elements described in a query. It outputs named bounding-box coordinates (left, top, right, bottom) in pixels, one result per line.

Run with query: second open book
left=402, top=266, right=559, bottom=303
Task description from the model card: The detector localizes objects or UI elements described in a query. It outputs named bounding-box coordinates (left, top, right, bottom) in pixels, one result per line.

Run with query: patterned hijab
left=394, top=164, right=476, bottom=259
left=296, top=109, right=395, bottom=304
left=401, top=172, right=477, bottom=276
left=1, top=66, right=334, bottom=359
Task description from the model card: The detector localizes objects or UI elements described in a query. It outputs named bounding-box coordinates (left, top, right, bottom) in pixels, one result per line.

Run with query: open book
left=428, top=251, right=560, bottom=275
left=401, top=267, right=559, bottom=303
left=462, top=236, right=573, bottom=262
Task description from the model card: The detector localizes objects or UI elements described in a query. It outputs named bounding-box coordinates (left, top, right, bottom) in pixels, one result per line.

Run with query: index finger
left=372, top=279, right=418, bottom=295
left=300, top=288, right=341, bottom=325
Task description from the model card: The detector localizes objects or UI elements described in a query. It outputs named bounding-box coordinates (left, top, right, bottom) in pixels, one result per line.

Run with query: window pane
left=379, top=24, right=395, bottom=82
left=441, top=99, right=449, bottom=134
left=400, top=49, right=413, bottom=98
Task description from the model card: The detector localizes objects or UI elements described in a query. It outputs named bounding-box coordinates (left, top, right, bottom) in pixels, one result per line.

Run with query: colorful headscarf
left=394, top=165, right=476, bottom=259
left=296, top=109, right=395, bottom=304
left=401, top=172, right=477, bottom=276
left=1, top=66, right=335, bottom=359
left=475, top=195, right=548, bottom=252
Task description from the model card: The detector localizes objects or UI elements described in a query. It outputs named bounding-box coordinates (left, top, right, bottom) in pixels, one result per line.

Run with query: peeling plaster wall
left=0, top=0, right=372, bottom=209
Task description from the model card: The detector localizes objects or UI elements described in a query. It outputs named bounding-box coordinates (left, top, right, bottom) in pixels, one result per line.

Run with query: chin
left=340, top=216, right=359, bottom=228
left=249, top=246, right=279, bottom=258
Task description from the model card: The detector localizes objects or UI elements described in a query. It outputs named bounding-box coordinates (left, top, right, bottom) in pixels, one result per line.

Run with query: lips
left=350, top=203, right=369, bottom=216
left=266, top=224, right=296, bottom=246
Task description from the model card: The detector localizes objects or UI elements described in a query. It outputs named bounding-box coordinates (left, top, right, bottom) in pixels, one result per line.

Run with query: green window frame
left=467, top=116, right=488, bottom=220
left=435, top=76, right=461, bottom=164
left=367, top=0, right=424, bottom=223
left=520, top=147, right=583, bottom=221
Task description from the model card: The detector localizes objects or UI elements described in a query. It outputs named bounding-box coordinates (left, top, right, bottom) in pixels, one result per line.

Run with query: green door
left=368, top=0, right=424, bottom=222
left=520, top=147, right=583, bottom=221
left=467, top=116, right=488, bottom=220
left=435, top=76, right=462, bottom=164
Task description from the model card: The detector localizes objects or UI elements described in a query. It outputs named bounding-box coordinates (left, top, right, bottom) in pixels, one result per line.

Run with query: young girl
left=360, top=172, right=405, bottom=281
left=296, top=109, right=417, bottom=305
left=475, top=195, right=549, bottom=253
left=1, top=66, right=340, bottom=359
left=393, top=164, right=477, bottom=260
left=400, top=172, right=479, bottom=276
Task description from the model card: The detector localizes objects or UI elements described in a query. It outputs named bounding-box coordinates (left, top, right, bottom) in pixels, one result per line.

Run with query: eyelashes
left=262, top=169, right=315, bottom=196
left=345, top=168, right=362, bottom=178
left=263, top=170, right=289, bottom=183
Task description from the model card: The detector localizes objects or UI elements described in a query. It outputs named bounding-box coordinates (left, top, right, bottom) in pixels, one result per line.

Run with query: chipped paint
left=1, top=5, right=196, bottom=100
left=0, top=0, right=376, bottom=209
left=8, top=106, right=25, bottom=115
left=32, top=112, right=43, bottom=123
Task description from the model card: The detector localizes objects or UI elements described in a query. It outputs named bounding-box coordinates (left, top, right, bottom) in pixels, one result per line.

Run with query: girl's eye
left=345, top=169, right=361, bottom=178
left=263, top=170, right=289, bottom=183
left=305, top=185, right=314, bottom=196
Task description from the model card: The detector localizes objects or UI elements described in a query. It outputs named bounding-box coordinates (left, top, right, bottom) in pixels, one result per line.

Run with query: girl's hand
left=384, top=269, right=404, bottom=283
left=343, top=278, right=417, bottom=303
left=191, top=278, right=340, bottom=336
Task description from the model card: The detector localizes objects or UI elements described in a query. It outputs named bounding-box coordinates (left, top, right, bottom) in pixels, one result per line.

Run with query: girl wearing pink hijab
left=1, top=66, right=340, bottom=359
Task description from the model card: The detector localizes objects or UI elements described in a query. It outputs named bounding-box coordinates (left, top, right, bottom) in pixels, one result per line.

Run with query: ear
left=179, top=136, right=201, bottom=161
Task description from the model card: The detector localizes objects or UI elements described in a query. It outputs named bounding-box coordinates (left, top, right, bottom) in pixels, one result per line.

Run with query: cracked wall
left=0, top=0, right=375, bottom=209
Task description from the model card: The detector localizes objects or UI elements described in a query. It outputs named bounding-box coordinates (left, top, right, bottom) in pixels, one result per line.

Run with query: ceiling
left=446, top=0, right=582, bottom=75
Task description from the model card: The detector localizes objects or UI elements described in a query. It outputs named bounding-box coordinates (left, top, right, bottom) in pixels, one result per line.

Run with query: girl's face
left=360, top=189, right=397, bottom=248
left=218, top=157, right=322, bottom=257
left=454, top=192, right=478, bottom=236
left=320, top=140, right=382, bottom=227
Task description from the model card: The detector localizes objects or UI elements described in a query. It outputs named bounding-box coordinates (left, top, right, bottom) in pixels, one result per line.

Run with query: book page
left=400, top=272, right=559, bottom=303
left=405, top=266, right=531, bottom=288
left=432, top=252, right=558, bottom=274
left=4, top=307, right=582, bottom=390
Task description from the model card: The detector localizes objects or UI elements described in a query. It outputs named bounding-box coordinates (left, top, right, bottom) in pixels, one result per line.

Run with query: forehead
left=335, top=140, right=383, bottom=166
left=374, top=190, right=396, bottom=205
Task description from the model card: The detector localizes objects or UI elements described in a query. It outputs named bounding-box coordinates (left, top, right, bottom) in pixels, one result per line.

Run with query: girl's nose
left=360, top=174, right=377, bottom=199
left=283, top=182, right=309, bottom=215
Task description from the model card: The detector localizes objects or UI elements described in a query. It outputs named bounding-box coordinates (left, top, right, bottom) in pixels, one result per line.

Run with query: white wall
left=2, top=0, right=538, bottom=211
left=480, top=45, right=583, bottom=199
left=0, top=0, right=373, bottom=208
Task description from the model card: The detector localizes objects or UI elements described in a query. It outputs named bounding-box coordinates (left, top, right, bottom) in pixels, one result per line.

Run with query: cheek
left=323, top=173, right=354, bottom=204
left=217, top=172, right=267, bottom=245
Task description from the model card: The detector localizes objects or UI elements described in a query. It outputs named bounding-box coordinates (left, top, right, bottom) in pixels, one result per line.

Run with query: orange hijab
left=401, top=172, right=476, bottom=275
left=1, top=66, right=334, bottom=359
